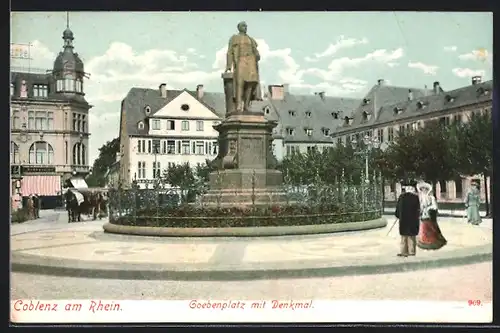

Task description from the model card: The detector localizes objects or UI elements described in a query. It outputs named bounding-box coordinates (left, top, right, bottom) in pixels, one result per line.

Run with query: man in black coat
left=395, top=179, right=420, bottom=257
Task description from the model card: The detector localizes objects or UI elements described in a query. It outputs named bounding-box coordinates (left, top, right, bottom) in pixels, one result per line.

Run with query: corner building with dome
left=10, top=24, right=91, bottom=209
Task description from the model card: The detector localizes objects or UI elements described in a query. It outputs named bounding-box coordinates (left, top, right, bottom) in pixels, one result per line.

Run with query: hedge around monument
left=110, top=204, right=382, bottom=228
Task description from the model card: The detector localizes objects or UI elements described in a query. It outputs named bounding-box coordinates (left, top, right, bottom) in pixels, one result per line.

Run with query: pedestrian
left=395, top=179, right=420, bottom=257
left=26, top=195, right=34, bottom=220
left=465, top=181, right=482, bottom=225
left=32, top=194, right=40, bottom=219
left=417, top=181, right=447, bottom=250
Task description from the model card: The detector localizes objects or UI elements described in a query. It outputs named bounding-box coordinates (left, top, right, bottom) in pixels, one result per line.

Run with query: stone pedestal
left=204, top=73, right=284, bottom=207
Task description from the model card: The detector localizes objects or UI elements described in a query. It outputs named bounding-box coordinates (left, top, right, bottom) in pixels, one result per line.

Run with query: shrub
left=11, top=208, right=31, bottom=224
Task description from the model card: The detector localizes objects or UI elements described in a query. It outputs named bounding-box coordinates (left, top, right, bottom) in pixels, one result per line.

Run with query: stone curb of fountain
left=102, top=218, right=387, bottom=237
left=11, top=243, right=491, bottom=282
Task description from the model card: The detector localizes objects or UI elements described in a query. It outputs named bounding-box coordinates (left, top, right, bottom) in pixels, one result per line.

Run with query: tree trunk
left=483, top=171, right=490, bottom=217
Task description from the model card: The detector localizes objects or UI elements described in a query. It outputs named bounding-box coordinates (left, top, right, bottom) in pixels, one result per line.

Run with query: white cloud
left=302, top=48, right=404, bottom=82
left=443, top=46, right=457, bottom=52
left=305, top=35, right=368, bottom=62
left=452, top=68, right=486, bottom=78
left=458, top=49, right=492, bottom=64
left=407, top=61, right=439, bottom=75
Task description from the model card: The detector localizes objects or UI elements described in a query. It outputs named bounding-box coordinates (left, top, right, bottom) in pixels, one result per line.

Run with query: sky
left=11, top=11, right=493, bottom=164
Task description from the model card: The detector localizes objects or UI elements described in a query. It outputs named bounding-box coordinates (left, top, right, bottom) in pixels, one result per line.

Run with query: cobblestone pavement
left=11, top=261, right=492, bottom=301
left=11, top=216, right=492, bottom=271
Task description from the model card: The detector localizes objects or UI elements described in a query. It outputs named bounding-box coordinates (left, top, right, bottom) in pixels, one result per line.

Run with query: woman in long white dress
left=417, top=181, right=447, bottom=250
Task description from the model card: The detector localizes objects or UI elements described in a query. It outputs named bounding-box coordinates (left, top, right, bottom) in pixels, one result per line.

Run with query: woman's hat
left=417, top=181, right=432, bottom=192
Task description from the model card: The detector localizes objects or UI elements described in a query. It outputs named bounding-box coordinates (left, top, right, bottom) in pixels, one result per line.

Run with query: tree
left=451, top=112, right=493, bottom=216
left=162, top=162, right=196, bottom=203
left=86, top=138, right=120, bottom=187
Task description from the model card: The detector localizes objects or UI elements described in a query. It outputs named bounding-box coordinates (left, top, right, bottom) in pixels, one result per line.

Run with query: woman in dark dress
left=417, top=181, right=447, bottom=250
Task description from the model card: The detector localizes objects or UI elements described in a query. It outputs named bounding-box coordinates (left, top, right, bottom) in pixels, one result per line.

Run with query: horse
left=64, top=190, right=86, bottom=223
left=88, top=191, right=105, bottom=220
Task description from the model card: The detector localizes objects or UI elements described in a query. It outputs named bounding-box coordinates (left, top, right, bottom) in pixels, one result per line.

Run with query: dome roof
left=52, top=28, right=84, bottom=75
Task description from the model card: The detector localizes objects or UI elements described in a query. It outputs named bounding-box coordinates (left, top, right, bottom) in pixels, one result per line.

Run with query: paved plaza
left=10, top=211, right=492, bottom=281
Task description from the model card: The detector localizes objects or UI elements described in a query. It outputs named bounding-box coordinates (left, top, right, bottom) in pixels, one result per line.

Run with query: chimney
left=433, top=81, right=441, bottom=95
left=196, top=84, right=204, bottom=99
left=268, top=85, right=284, bottom=100
left=377, top=79, right=385, bottom=86
left=472, top=76, right=482, bottom=85
left=159, top=83, right=167, bottom=98
left=282, top=83, right=289, bottom=95
left=408, top=89, right=413, bottom=101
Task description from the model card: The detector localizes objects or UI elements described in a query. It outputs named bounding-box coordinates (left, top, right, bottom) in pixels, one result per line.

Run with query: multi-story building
left=118, top=83, right=361, bottom=187
left=331, top=76, right=493, bottom=202
left=10, top=24, right=91, bottom=208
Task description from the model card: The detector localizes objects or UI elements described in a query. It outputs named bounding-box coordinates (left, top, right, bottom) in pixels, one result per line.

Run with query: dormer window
left=393, top=107, right=403, bottom=115
left=286, top=127, right=295, bottom=136
left=138, top=121, right=144, bottom=130
left=321, top=127, right=330, bottom=136
left=477, top=87, right=490, bottom=96
left=304, top=128, right=313, bottom=136
left=305, top=111, right=312, bottom=118
left=332, top=111, right=340, bottom=119
left=363, top=98, right=371, bottom=105
left=343, top=116, right=353, bottom=126
left=33, top=84, right=49, bottom=98
left=288, top=110, right=296, bottom=117
left=416, top=101, right=426, bottom=109
left=445, top=95, right=455, bottom=103
left=144, top=105, right=151, bottom=115
left=263, top=106, right=270, bottom=114
left=362, top=111, right=372, bottom=122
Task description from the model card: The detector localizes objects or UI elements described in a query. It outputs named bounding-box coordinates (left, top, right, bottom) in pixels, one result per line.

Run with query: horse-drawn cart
left=63, top=187, right=108, bottom=222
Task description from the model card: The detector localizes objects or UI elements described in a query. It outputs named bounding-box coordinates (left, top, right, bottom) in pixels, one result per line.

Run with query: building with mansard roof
left=10, top=23, right=91, bottom=209
left=331, top=76, right=492, bottom=203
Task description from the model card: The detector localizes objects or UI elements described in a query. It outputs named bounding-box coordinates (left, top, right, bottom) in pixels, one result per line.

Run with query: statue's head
left=237, top=21, right=247, bottom=33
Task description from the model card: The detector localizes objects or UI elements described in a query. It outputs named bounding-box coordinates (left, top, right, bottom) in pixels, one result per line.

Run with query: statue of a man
left=225, top=21, right=262, bottom=112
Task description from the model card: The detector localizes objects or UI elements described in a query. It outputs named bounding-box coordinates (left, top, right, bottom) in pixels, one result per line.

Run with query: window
left=388, top=127, right=394, bottom=142
left=33, top=111, right=52, bottom=130
left=196, top=120, right=204, bottom=131
left=152, top=162, right=161, bottom=178
left=398, top=125, right=405, bottom=136
left=137, top=139, right=147, bottom=153
left=321, top=128, right=330, bottom=136
left=72, top=143, right=86, bottom=165
left=286, top=145, right=299, bottom=155
left=337, top=138, right=342, bottom=146
left=181, top=104, right=190, bottom=111
left=64, top=77, right=75, bottom=92
left=11, top=142, right=19, bottom=164
left=363, top=98, right=371, bottom=105
left=286, top=127, right=295, bottom=136
left=33, top=84, right=48, bottom=98
left=152, top=139, right=161, bottom=154
left=12, top=110, right=20, bottom=129
left=305, top=111, right=312, bottom=118
left=56, top=80, right=63, bottom=92
left=144, top=106, right=151, bottom=115
left=72, top=113, right=77, bottom=131
left=439, top=117, right=450, bottom=126
left=138, top=122, right=144, bottom=130
left=75, top=79, right=83, bottom=93
left=307, top=146, right=316, bottom=153
left=162, top=141, right=167, bottom=154
left=65, top=141, right=68, bottom=164
left=195, top=141, right=204, bottom=155
left=304, top=128, right=313, bottom=136
left=81, top=115, right=86, bottom=132
left=288, top=110, right=296, bottom=117
left=264, top=106, right=270, bottom=114
left=29, top=141, right=54, bottom=165
left=332, top=112, right=339, bottom=119
left=181, top=121, right=190, bottom=131
left=181, top=140, right=190, bottom=154
left=152, top=119, right=161, bottom=130
left=137, top=161, right=146, bottom=179
left=148, top=140, right=152, bottom=153
left=212, top=141, right=218, bottom=155
left=167, top=120, right=175, bottom=130
left=10, top=83, right=14, bottom=96
left=377, top=128, right=384, bottom=143
left=167, top=140, right=175, bottom=154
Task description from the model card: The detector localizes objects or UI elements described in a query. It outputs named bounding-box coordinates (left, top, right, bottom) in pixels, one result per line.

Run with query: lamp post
left=351, top=134, right=380, bottom=220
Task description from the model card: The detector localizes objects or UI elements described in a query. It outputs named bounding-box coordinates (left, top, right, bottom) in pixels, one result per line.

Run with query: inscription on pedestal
left=240, top=137, right=264, bottom=168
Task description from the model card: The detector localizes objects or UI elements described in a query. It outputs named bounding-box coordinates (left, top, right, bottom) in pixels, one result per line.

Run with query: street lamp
left=351, top=134, right=380, bottom=183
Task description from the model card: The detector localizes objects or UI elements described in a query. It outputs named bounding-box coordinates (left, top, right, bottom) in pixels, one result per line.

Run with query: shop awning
left=70, top=177, right=88, bottom=189
left=21, top=175, right=61, bottom=196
